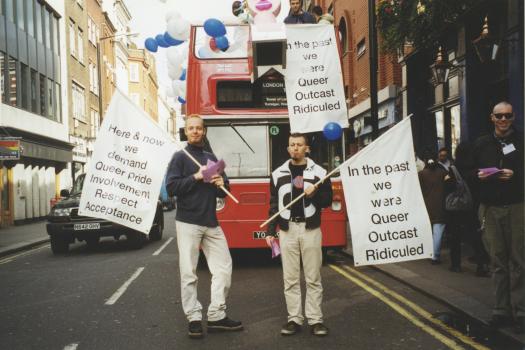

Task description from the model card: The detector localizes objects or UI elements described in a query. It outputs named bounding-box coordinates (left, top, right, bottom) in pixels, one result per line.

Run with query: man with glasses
left=473, top=101, right=524, bottom=334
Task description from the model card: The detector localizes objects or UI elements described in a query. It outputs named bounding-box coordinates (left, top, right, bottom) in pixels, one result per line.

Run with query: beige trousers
left=280, top=222, right=323, bottom=325
left=176, top=221, right=232, bottom=322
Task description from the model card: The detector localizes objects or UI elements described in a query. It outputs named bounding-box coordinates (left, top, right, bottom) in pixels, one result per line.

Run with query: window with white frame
left=129, top=62, right=139, bottom=82
left=72, top=82, right=85, bottom=121
left=90, top=109, right=100, bottom=138
left=77, top=29, right=84, bottom=63
left=69, top=20, right=76, bottom=57
left=89, top=62, right=99, bottom=95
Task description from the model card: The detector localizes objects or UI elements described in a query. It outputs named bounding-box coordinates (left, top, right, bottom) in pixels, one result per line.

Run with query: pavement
left=0, top=220, right=524, bottom=346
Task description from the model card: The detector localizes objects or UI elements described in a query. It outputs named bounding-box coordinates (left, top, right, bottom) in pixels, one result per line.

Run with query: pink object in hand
left=271, top=239, right=281, bottom=258
left=479, top=167, right=503, bottom=177
left=202, top=159, right=226, bottom=183
left=256, top=0, right=272, bottom=11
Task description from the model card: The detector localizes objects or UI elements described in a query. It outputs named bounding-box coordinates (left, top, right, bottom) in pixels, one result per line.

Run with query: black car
left=46, top=174, right=164, bottom=254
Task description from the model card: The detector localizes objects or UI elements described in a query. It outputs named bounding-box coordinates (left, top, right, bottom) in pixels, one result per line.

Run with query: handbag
left=445, top=165, right=473, bottom=211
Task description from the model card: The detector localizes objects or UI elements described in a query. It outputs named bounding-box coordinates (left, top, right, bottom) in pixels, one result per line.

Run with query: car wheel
left=50, top=234, right=69, bottom=255
left=127, top=231, right=147, bottom=249
left=85, top=236, right=100, bottom=249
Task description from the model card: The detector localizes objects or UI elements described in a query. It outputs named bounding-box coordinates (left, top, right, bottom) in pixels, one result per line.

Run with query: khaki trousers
left=280, top=222, right=323, bottom=325
left=176, top=221, right=232, bottom=322
left=480, top=202, right=524, bottom=317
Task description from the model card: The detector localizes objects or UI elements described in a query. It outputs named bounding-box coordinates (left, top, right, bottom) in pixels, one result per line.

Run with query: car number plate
left=74, top=223, right=101, bottom=230
left=252, top=231, right=267, bottom=239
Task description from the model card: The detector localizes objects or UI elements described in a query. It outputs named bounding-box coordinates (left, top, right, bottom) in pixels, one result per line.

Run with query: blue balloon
left=215, top=35, right=229, bottom=50
left=203, top=18, right=226, bottom=38
left=144, top=38, right=158, bottom=52
left=164, top=32, right=184, bottom=46
left=323, top=122, right=343, bottom=141
left=179, top=68, right=186, bottom=81
left=155, top=34, right=169, bottom=48
left=178, top=96, right=186, bottom=104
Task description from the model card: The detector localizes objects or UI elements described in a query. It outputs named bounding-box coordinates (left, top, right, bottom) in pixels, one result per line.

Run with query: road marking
left=329, top=264, right=465, bottom=350
left=341, top=265, right=491, bottom=350
left=0, top=244, right=50, bottom=265
left=63, top=343, right=79, bottom=350
left=152, top=237, right=173, bottom=256
left=105, top=267, right=145, bottom=305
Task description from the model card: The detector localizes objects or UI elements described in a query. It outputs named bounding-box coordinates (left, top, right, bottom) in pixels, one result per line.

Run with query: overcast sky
left=125, top=0, right=290, bottom=102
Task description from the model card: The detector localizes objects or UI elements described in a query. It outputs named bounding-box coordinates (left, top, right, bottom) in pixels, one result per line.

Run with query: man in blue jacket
left=166, top=114, right=242, bottom=338
left=284, top=0, right=316, bottom=24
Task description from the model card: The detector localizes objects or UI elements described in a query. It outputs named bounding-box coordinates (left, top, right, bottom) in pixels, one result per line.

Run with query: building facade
left=128, top=44, right=158, bottom=121
left=0, top=0, right=72, bottom=226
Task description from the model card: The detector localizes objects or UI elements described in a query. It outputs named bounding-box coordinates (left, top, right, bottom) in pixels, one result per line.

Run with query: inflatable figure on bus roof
left=246, top=0, right=281, bottom=26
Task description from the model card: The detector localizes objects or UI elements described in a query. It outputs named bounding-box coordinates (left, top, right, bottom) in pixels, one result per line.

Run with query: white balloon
left=167, top=63, right=182, bottom=80
left=166, top=86, right=175, bottom=97
left=166, top=46, right=184, bottom=66
left=172, top=80, right=186, bottom=97
left=167, top=18, right=190, bottom=41
left=165, top=10, right=180, bottom=23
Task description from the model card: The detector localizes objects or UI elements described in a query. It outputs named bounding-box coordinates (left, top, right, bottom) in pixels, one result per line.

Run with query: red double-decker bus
left=184, top=23, right=348, bottom=252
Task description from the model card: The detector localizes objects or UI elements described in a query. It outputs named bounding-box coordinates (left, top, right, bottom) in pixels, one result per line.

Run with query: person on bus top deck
left=266, top=133, right=333, bottom=337
left=284, top=0, right=316, bottom=24
left=166, top=114, right=243, bottom=339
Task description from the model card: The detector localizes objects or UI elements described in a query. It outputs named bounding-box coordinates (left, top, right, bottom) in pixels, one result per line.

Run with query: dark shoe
left=431, top=259, right=441, bottom=265
left=188, top=321, right=203, bottom=339
left=207, top=317, right=243, bottom=332
left=488, top=315, right=512, bottom=329
left=514, top=317, right=524, bottom=334
left=449, top=266, right=462, bottom=273
left=281, top=321, right=301, bottom=335
left=311, top=323, right=329, bottom=336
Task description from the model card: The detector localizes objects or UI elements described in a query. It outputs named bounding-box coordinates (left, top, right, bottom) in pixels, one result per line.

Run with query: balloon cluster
left=203, top=18, right=229, bottom=52
left=144, top=32, right=184, bottom=53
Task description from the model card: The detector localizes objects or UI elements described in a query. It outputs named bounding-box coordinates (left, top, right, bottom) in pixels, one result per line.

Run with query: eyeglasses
left=493, top=113, right=514, bottom=120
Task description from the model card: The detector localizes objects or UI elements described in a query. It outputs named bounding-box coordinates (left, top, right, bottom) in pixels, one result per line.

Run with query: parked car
left=160, top=176, right=176, bottom=211
left=46, top=174, right=164, bottom=254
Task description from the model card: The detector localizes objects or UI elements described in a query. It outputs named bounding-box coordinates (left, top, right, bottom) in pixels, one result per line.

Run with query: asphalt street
left=0, top=210, right=519, bottom=350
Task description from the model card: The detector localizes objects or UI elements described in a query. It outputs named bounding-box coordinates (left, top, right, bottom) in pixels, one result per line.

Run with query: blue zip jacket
left=166, top=144, right=229, bottom=227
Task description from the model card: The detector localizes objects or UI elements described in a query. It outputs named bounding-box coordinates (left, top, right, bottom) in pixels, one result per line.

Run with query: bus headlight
left=216, top=198, right=225, bottom=211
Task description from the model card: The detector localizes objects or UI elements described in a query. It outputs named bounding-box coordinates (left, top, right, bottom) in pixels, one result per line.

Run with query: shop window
left=21, top=63, right=29, bottom=109
left=448, top=75, right=459, bottom=97
left=435, top=110, right=445, bottom=150
left=30, top=69, right=37, bottom=113
left=449, top=105, right=461, bottom=156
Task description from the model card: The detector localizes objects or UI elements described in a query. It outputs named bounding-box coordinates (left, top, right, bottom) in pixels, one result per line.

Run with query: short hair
left=492, top=101, right=513, bottom=113
left=438, top=147, right=448, bottom=154
left=184, top=114, right=204, bottom=128
left=289, top=133, right=309, bottom=146
left=312, top=5, right=322, bottom=16
left=232, top=1, right=243, bottom=16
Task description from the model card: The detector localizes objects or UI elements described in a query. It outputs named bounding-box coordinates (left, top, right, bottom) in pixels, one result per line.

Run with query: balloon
left=168, top=64, right=182, bottom=80
left=166, top=86, right=175, bottom=97
left=323, top=122, right=343, bottom=141
left=165, top=10, right=181, bottom=23
left=203, top=18, right=226, bottom=38
left=209, top=37, right=218, bottom=52
left=172, top=80, right=186, bottom=97
left=155, top=34, right=169, bottom=48
left=166, top=46, right=183, bottom=66
left=178, top=96, right=186, bottom=104
left=179, top=68, right=187, bottom=81
left=144, top=38, right=158, bottom=52
left=167, top=18, right=190, bottom=41
left=164, top=32, right=184, bottom=46
left=215, top=36, right=229, bottom=50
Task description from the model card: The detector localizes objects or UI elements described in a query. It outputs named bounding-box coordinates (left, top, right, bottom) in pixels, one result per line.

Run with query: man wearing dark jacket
left=166, top=114, right=242, bottom=338
left=266, top=133, right=332, bottom=337
left=472, top=101, right=524, bottom=334
left=284, top=0, right=316, bottom=24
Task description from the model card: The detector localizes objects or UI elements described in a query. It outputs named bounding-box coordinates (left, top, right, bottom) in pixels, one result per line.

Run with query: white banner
left=285, top=24, right=349, bottom=133
left=341, top=118, right=433, bottom=266
left=79, top=90, right=179, bottom=234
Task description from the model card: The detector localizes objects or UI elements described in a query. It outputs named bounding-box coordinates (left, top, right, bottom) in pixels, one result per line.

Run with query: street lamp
left=430, top=46, right=450, bottom=85
left=472, top=16, right=499, bottom=63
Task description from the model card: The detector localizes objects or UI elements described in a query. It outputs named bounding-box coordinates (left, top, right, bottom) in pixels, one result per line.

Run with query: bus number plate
left=252, top=231, right=267, bottom=239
